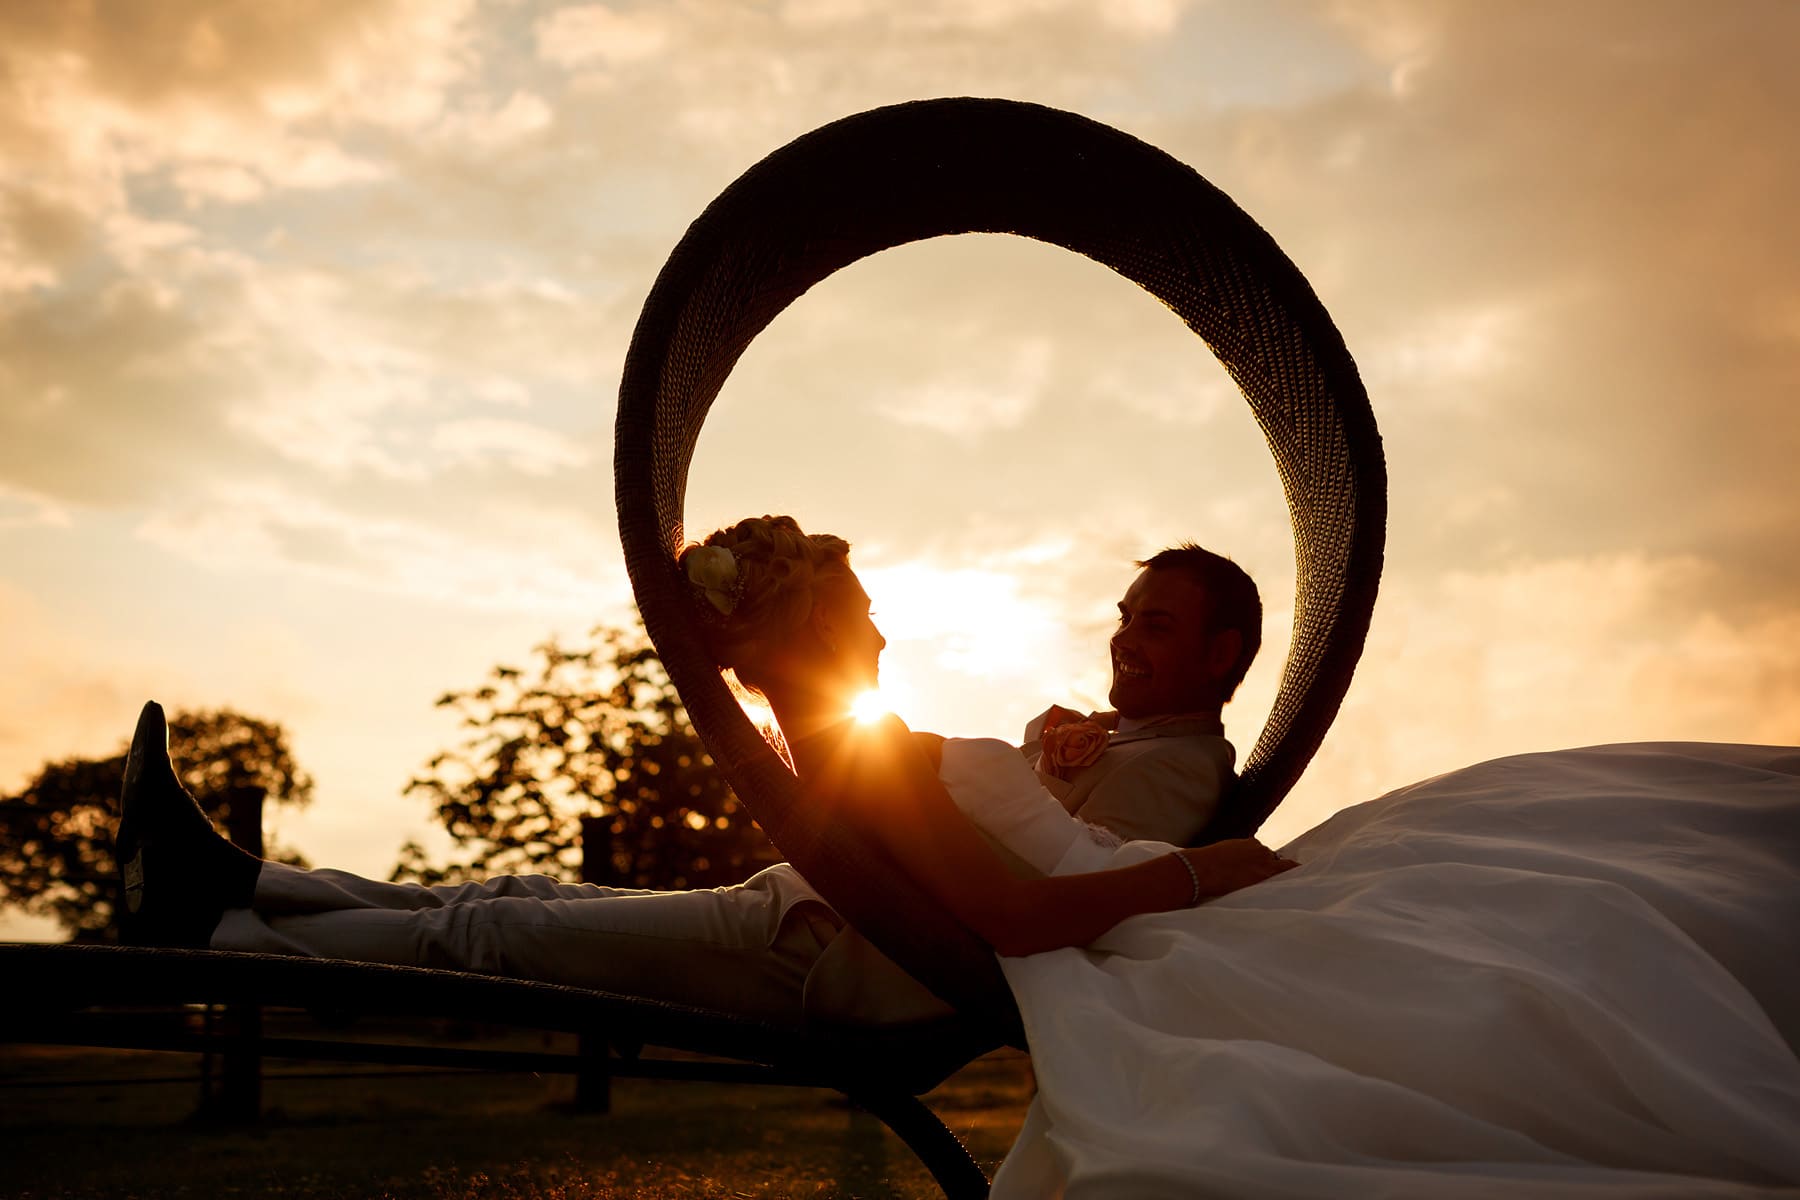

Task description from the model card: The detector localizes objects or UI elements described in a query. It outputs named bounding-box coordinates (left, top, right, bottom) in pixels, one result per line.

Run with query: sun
left=850, top=674, right=918, bottom=723
left=850, top=689, right=892, bottom=723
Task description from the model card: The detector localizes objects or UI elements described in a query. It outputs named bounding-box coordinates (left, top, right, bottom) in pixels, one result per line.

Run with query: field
left=0, top=1023, right=1034, bottom=1199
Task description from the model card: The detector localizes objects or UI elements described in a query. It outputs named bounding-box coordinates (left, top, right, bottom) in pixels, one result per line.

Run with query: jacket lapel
left=1103, top=715, right=1224, bottom=749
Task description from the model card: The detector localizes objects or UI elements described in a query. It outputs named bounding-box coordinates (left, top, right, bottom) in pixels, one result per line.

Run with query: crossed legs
left=117, top=700, right=840, bottom=1023
left=213, top=863, right=842, bottom=1022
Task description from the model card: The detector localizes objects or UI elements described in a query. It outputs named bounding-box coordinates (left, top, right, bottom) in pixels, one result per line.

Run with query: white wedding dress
left=938, top=739, right=1800, bottom=1198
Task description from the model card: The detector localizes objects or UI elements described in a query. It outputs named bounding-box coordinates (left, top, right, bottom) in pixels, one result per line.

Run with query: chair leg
left=848, top=1088, right=990, bottom=1200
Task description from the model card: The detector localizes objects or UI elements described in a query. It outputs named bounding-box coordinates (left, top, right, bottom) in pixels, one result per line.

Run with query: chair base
left=1, top=943, right=997, bottom=1198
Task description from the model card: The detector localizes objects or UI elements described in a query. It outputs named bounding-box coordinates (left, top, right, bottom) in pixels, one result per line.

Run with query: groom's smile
left=1112, top=651, right=1150, bottom=680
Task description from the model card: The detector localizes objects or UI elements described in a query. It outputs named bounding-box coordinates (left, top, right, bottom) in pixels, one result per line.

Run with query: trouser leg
left=212, top=867, right=843, bottom=1022
left=249, top=861, right=655, bottom=914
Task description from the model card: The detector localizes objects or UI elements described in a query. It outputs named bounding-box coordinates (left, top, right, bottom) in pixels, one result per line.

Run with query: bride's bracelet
left=1169, top=851, right=1203, bottom=907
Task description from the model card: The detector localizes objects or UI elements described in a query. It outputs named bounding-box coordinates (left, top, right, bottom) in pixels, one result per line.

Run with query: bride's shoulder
left=792, top=714, right=935, bottom=791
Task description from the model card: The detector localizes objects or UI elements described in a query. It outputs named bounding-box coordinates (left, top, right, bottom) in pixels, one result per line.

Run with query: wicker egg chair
left=616, top=97, right=1387, bottom=1040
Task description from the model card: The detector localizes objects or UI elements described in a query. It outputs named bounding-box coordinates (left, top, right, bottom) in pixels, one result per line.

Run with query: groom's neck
left=1115, top=709, right=1224, bottom=735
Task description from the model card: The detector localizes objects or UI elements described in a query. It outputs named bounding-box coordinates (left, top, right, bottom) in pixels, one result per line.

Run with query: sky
left=3, top=0, right=1797, bottom=939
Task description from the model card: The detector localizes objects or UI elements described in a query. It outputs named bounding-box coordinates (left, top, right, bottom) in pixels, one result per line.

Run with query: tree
left=396, top=622, right=779, bottom=891
left=0, top=709, right=313, bottom=941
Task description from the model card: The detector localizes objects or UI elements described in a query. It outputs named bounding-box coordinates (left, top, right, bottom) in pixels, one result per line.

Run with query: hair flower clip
left=685, top=545, right=742, bottom=615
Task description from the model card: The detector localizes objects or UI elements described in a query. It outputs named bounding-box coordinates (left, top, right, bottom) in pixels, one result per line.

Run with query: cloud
left=0, top=482, right=70, bottom=531
left=874, top=337, right=1053, bottom=436
left=0, top=188, right=91, bottom=295
left=521, top=0, right=1232, bottom=156
left=1, top=201, right=613, bottom=508
left=1265, top=549, right=1800, bottom=844
left=136, top=481, right=624, bottom=618
left=779, top=0, right=1193, bottom=36
left=169, top=163, right=270, bottom=206
left=535, top=4, right=671, bottom=68
left=685, top=226, right=1295, bottom=590
left=1118, top=0, right=1800, bottom=612
left=431, top=89, right=555, bottom=151
left=0, top=1, right=477, bottom=131
left=0, top=579, right=201, bottom=795
left=0, top=1, right=480, bottom=240
left=1365, top=300, right=1528, bottom=393
left=428, top=417, right=592, bottom=476
left=0, top=275, right=254, bottom=506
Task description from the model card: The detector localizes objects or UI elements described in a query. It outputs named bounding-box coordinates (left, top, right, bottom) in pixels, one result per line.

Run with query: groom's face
left=1108, top=567, right=1219, bottom=718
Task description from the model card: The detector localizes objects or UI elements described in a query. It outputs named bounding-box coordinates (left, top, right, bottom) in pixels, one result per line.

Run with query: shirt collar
left=1114, top=710, right=1224, bottom=736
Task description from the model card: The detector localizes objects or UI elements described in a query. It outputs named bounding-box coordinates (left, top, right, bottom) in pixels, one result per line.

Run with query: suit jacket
left=1025, top=714, right=1235, bottom=847
left=800, top=714, right=1237, bottom=1026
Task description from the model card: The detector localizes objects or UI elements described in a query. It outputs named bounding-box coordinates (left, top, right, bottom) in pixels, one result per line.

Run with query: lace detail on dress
left=1080, top=819, right=1123, bottom=849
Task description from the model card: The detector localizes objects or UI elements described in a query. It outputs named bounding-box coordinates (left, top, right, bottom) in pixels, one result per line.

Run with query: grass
left=0, top=1029, right=1033, bottom=1199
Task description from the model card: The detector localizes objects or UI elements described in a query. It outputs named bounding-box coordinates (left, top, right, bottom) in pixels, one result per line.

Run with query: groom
left=1025, top=542, right=1257, bottom=843
left=118, top=542, right=1260, bottom=1026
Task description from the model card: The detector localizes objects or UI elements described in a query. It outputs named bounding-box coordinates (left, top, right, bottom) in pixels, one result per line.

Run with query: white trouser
left=211, top=862, right=843, bottom=1024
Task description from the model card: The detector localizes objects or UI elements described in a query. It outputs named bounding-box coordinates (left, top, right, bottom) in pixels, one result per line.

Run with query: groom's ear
left=1204, top=628, right=1243, bottom=682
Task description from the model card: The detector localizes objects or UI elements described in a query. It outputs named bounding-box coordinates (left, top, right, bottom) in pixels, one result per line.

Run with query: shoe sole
left=116, top=701, right=167, bottom=920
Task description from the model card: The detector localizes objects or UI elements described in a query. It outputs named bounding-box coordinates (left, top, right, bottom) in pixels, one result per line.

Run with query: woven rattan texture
left=616, top=98, right=1385, bottom=1035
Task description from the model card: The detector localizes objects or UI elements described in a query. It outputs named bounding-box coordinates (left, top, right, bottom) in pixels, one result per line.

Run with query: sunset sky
left=3, top=1, right=1796, bottom=939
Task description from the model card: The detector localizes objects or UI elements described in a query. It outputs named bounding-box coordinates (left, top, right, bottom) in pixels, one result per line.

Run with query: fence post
left=572, top=814, right=613, bottom=1113
left=199, top=785, right=265, bottom=1123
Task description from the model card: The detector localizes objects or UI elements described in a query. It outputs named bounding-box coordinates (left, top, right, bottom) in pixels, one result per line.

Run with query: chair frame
left=616, top=96, right=1385, bottom=1030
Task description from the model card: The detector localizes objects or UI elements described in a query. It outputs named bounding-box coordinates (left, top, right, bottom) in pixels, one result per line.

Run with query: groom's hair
left=1137, top=544, right=1262, bottom=702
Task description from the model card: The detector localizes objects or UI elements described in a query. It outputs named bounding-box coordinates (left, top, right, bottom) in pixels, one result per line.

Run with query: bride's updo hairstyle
left=678, top=515, right=853, bottom=692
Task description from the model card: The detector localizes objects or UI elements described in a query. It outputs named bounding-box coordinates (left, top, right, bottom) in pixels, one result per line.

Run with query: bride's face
left=808, top=572, right=887, bottom=701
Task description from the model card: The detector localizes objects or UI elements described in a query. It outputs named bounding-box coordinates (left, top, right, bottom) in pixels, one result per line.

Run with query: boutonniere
left=1038, top=711, right=1110, bottom=780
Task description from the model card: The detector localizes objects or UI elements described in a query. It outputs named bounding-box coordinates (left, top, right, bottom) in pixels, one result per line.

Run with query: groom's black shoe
left=114, top=701, right=261, bottom=947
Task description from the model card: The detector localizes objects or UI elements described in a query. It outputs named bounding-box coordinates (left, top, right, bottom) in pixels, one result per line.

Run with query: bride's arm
left=801, top=717, right=1292, bottom=957
left=910, top=729, right=946, bottom=770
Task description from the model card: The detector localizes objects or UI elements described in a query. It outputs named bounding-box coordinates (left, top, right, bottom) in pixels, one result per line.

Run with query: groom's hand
left=1183, top=839, right=1300, bottom=900
left=1022, top=704, right=1088, bottom=744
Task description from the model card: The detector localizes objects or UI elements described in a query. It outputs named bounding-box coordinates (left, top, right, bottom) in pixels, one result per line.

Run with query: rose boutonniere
left=1038, top=713, right=1109, bottom=780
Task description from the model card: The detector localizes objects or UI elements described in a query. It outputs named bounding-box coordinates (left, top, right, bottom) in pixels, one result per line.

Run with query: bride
left=119, top=514, right=1800, bottom=1196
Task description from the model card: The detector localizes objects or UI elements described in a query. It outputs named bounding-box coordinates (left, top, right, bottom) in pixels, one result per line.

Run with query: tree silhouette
left=396, top=622, right=779, bottom=890
left=0, top=709, right=313, bottom=940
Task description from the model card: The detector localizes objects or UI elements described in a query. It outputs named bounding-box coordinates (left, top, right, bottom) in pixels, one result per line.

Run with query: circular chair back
left=616, top=98, right=1386, bottom=1036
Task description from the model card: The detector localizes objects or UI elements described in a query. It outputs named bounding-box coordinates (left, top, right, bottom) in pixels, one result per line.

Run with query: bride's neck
left=761, top=680, right=852, bottom=747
